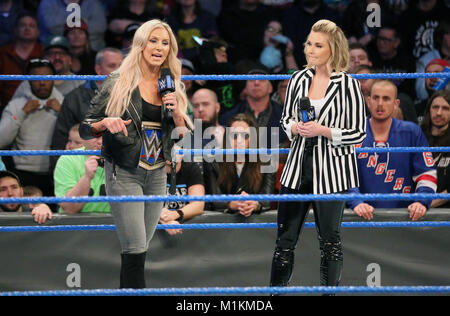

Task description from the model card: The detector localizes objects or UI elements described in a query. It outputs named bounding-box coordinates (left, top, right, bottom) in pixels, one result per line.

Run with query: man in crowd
left=0, top=171, right=52, bottom=224
left=53, top=130, right=109, bottom=214
left=0, top=12, right=42, bottom=115
left=347, top=80, right=437, bottom=221
left=0, top=59, right=63, bottom=197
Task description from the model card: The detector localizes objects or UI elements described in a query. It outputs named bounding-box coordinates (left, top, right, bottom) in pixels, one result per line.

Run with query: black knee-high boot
left=120, top=252, right=147, bottom=289
left=319, top=239, right=343, bottom=287
left=270, top=248, right=295, bottom=287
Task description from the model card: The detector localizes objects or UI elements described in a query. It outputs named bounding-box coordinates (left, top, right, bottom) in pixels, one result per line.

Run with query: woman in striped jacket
left=270, top=20, right=367, bottom=290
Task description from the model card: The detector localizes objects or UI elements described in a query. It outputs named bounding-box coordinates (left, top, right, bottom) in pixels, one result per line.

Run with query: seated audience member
left=348, top=42, right=372, bottom=73
left=14, top=36, right=85, bottom=99
left=53, top=135, right=109, bottom=214
left=0, top=0, right=23, bottom=46
left=64, top=19, right=96, bottom=75
left=192, top=88, right=225, bottom=149
left=37, top=0, right=107, bottom=51
left=259, top=20, right=298, bottom=73
left=159, top=160, right=205, bottom=236
left=120, top=23, right=140, bottom=56
left=50, top=47, right=123, bottom=168
left=415, top=59, right=450, bottom=122
left=65, top=124, right=84, bottom=150
left=421, top=90, right=450, bottom=208
left=204, top=113, right=275, bottom=216
left=415, top=21, right=450, bottom=102
left=181, top=58, right=196, bottom=116
left=0, top=59, right=63, bottom=197
left=271, top=69, right=295, bottom=106
left=220, top=67, right=287, bottom=148
left=347, top=80, right=437, bottom=221
left=0, top=12, right=42, bottom=114
left=0, top=171, right=52, bottom=224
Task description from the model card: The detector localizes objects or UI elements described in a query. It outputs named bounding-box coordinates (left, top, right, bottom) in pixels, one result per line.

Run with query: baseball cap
left=181, top=58, right=195, bottom=73
left=426, top=58, right=450, bottom=70
left=123, top=23, right=140, bottom=40
left=0, top=171, right=21, bottom=186
left=26, top=58, right=55, bottom=75
left=44, top=35, right=70, bottom=53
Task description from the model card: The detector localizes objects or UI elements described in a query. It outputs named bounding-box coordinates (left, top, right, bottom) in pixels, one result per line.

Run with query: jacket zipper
left=128, top=101, right=145, bottom=167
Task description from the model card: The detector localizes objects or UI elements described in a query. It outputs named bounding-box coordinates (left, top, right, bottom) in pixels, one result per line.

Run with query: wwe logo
left=158, top=80, right=166, bottom=90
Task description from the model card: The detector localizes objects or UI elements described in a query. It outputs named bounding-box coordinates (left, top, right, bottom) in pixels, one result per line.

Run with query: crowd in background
left=0, top=0, right=449, bottom=227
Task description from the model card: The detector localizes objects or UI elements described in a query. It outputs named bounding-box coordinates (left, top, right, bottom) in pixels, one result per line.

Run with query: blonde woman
left=270, top=20, right=366, bottom=292
left=79, top=19, right=192, bottom=289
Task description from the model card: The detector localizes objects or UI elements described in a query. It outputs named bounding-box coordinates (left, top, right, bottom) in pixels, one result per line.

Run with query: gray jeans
left=105, top=160, right=166, bottom=254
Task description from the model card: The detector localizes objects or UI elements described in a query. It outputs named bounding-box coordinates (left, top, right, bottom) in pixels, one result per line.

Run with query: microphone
left=299, top=97, right=315, bottom=123
left=158, top=68, right=175, bottom=118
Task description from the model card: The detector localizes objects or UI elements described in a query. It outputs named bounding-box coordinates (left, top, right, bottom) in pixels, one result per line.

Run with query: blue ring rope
left=0, top=73, right=449, bottom=81
left=1, top=147, right=450, bottom=157
left=1, top=285, right=449, bottom=296
left=0, top=221, right=448, bottom=233
left=1, top=193, right=450, bottom=205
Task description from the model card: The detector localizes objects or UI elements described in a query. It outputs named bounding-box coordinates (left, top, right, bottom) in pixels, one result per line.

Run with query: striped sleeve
left=331, top=76, right=367, bottom=146
left=280, top=70, right=305, bottom=141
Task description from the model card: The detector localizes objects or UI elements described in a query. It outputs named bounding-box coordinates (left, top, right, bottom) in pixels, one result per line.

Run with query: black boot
left=270, top=248, right=295, bottom=287
left=319, top=239, right=343, bottom=295
left=120, top=252, right=147, bottom=289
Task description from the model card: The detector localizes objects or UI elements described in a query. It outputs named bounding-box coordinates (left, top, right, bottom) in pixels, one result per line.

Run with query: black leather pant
left=271, top=146, right=345, bottom=287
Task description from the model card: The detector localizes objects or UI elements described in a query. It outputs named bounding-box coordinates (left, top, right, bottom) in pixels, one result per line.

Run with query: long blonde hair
left=105, top=19, right=192, bottom=128
left=304, top=19, right=349, bottom=73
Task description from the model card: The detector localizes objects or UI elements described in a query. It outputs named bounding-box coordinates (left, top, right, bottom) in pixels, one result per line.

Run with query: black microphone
left=299, top=97, right=315, bottom=123
left=158, top=68, right=175, bottom=118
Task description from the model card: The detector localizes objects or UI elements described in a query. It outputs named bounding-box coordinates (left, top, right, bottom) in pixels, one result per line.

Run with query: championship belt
left=139, top=121, right=165, bottom=171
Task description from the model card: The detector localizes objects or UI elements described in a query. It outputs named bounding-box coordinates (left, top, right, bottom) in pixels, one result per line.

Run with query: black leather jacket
left=79, top=73, right=184, bottom=170
left=203, top=161, right=275, bottom=213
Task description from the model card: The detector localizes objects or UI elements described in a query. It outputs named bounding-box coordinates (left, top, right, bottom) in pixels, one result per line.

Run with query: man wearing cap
left=0, top=59, right=63, bottom=198
left=0, top=171, right=53, bottom=224
left=0, top=13, right=43, bottom=115
left=416, top=58, right=450, bottom=121
left=64, top=19, right=96, bottom=75
left=219, top=67, right=287, bottom=148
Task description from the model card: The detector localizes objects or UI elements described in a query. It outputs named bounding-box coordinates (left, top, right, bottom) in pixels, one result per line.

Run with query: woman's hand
left=162, top=92, right=180, bottom=115
left=99, top=117, right=132, bottom=136
left=297, top=121, right=326, bottom=138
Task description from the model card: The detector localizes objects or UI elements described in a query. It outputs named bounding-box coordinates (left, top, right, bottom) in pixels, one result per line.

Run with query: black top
left=141, top=98, right=161, bottom=122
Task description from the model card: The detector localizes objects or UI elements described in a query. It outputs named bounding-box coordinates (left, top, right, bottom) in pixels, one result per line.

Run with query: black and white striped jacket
left=280, top=67, right=367, bottom=194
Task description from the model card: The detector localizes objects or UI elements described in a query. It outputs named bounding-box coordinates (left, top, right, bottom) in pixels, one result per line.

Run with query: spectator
left=50, top=47, right=123, bottom=165
left=65, top=123, right=84, bottom=150
left=37, top=0, right=107, bottom=51
left=270, top=69, right=295, bottom=106
left=22, top=185, right=42, bottom=209
left=166, top=0, right=218, bottom=60
left=106, top=0, right=162, bottom=48
left=368, top=24, right=416, bottom=99
left=13, top=35, right=85, bottom=99
left=348, top=42, right=372, bottom=74
left=220, top=67, right=287, bottom=148
left=399, top=0, right=450, bottom=61
left=281, top=0, right=340, bottom=67
left=192, top=88, right=225, bottom=148
left=159, top=160, right=205, bottom=235
left=193, top=36, right=240, bottom=115
left=217, top=0, right=272, bottom=63
left=204, top=113, right=275, bottom=216
left=64, top=19, right=96, bottom=75
left=197, top=0, right=223, bottom=17
left=0, top=0, right=24, bottom=46
left=415, top=58, right=450, bottom=122
left=0, top=12, right=43, bottom=115
left=181, top=58, right=197, bottom=115
left=120, top=23, right=140, bottom=56
left=416, top=20, right=450, bottom=101
left=347, top=80, right=437, bottom=221
left=259, top=20, right=298, bottom=73
left=0, top=59, right=63, bottom=198
left=0, top=170, right=52, bottom=224
left=421, top=90, right=450, bottom=208
left=53, top=132, right=109, bottom=214
left=353, top=64, right=376, bottom=109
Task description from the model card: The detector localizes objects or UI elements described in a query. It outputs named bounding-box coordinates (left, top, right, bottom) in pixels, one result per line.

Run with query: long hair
left=304, top=19, right=349, bottom=73
left=421, top=90, right=450, bottom=148
left=105, top=19, right=192, bottom=129
left=217, top=113, right=263, bottom=194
